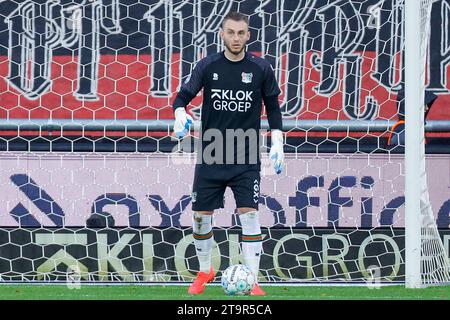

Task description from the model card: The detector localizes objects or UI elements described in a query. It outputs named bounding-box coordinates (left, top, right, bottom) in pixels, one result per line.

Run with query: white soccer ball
left=220, top=264, right=256, bottom=295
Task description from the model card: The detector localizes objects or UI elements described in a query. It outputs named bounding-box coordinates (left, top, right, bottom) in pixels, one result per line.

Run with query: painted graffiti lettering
left=3, top=1, right=450, bottom=118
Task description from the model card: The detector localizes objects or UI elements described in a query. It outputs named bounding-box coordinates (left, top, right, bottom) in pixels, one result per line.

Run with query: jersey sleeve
left=262, top=63, right=281, bottom=98
left=262, top=63, right=283, bottom=130
left=264, top=95, right=283, bottom=131
left=173, top=59, right=206, bottom=110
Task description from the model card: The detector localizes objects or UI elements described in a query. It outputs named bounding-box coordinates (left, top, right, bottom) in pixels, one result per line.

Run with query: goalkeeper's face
left=221, top=20, right=250, bottom=56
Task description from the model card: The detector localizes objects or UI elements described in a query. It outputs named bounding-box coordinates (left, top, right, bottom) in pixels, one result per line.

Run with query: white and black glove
left=269, top=129, right=284, bottom=174
left=173, top=108, right=193, bottom=138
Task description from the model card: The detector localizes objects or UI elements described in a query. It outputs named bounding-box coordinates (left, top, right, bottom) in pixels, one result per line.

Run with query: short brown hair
left=222, top=11, right=249, bottom=28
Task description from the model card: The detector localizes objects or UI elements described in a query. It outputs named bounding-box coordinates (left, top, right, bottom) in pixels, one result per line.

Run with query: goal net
left=405, top=0, right=449, bottom=287
left=0, top=0, right=448, bottom=286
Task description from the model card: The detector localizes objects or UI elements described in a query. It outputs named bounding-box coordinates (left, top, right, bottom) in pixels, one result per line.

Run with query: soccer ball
left=220, top=264, right=256, bottom=295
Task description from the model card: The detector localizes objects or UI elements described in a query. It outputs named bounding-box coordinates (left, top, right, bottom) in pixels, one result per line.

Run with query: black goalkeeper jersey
left=173, top=51, right=282, bottom=168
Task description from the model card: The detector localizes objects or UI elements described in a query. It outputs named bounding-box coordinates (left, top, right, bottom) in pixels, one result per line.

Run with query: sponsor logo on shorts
left=191, top=192, right=197, bottom=203
left=253, top=179, right=259, bottom=203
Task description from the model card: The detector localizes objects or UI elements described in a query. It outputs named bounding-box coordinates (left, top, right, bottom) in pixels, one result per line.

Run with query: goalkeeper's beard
left=224, top=41, right=246, bottom=56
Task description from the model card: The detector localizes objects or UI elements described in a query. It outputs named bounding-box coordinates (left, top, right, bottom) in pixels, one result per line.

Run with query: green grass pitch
left=0, top=284, right=449, bottom=300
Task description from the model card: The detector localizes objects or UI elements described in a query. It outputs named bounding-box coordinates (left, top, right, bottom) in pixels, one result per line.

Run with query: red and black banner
left=0, top=0, right=449, bottom=131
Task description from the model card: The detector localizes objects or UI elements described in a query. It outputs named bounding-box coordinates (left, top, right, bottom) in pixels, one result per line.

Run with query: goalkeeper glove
left=269, top=129, right=284, bottom=174
left=173, top=107, right=193, bottom=138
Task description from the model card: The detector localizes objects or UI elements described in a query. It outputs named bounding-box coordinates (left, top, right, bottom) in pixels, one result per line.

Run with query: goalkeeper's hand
left=173, top=108, right=193, bottom=138
left=269, top=129, right=284, bottom=174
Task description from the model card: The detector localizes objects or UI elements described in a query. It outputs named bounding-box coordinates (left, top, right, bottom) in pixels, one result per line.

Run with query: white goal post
left=405, top=0, right=450, bottom=288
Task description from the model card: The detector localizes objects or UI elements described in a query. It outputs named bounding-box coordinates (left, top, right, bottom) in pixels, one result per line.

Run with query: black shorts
left=191, top=165, right=260, bottom=211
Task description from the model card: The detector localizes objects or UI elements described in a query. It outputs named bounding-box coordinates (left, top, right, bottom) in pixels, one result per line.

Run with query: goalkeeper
left=172, top=11, right=284, bottom=296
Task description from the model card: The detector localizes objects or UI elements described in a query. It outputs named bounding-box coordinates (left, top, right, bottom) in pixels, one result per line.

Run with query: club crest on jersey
left=213, top=73, right=219, bottom=80
left=241, top=72, right=253, bottom=84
